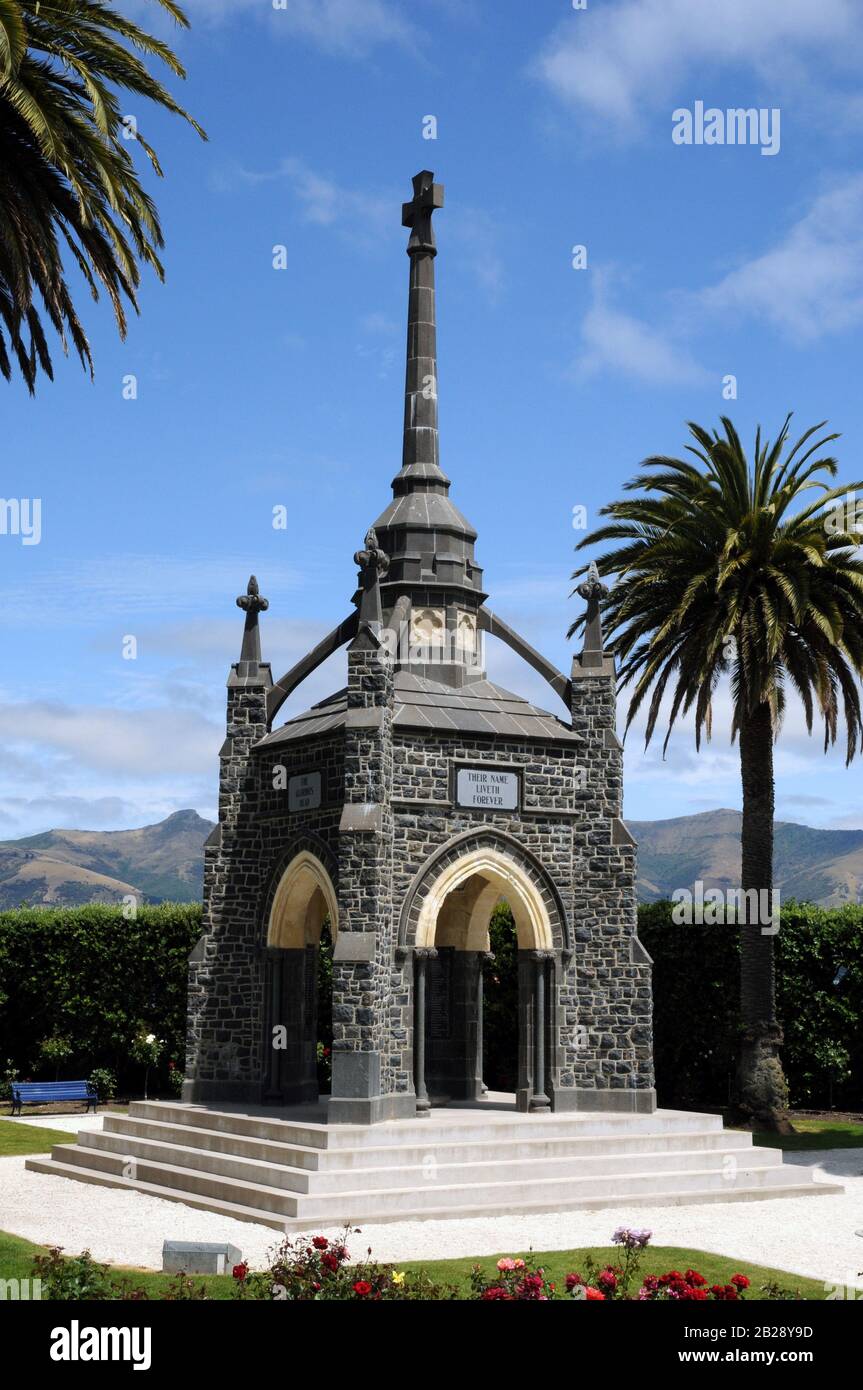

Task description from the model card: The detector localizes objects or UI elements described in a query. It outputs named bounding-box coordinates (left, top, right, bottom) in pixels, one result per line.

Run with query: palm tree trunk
left=736, top=700, right=790, bottom=1130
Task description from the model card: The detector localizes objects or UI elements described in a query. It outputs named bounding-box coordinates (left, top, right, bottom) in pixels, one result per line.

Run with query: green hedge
left=1, top=900, right=859, bottom=1110
left=640, top=900, right=863, bottom=1110
left=0, top=904, right=201, bottom=1095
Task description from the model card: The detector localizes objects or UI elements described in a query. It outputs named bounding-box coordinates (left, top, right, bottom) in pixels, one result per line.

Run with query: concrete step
left=25, top=1153, right=842, bottom=1231
left=42, top=1143, right=302, bottom=1217
left=128, top=1100, right=727, bottom=1149
left=103, top=1115, right=323, bottom=1170
left=128, top=1102, right=331, bottom=1150
left=36, top=1136, right=821, bottom=1222
left=286, top=1161, right=832, bottom=1221
left=82, top=1130, right=316, bottom=1193
left=77, top=1128, right=783, bottom=1196
left=103, top=1112, right=755, bottom=1171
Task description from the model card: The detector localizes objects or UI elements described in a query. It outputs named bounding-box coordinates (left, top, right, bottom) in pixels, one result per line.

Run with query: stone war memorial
left=185, top=167, right=655, bottom=1123
left=32, top=174, right=835, bottom=1223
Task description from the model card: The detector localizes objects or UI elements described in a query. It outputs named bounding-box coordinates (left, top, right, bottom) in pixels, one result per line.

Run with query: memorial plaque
left=456, top=766, right=519, bottom=811
left=428, top=950, right=452, bottom=1040
left=289, top=771, right=322, bottom=812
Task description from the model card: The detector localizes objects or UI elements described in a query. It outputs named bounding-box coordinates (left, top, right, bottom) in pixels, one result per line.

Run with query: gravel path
left=1, top=1145, right=861, bottom=1291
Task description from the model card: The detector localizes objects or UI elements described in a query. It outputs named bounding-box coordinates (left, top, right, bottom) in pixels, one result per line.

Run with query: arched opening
left=412, top=848, right=556, bottom=1113
left=263, top=852, right=338, bottom=1104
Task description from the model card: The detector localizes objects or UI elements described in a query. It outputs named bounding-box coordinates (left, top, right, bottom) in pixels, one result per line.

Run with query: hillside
left=630, top=809, right=863, bottom=907
left=0, top=810, right=214, bottom=910
left=0, top=807, right=860, bottom=909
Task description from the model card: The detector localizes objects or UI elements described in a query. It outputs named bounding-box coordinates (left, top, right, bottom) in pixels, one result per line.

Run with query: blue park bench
left=10, top=1080, right=99, bottom=1116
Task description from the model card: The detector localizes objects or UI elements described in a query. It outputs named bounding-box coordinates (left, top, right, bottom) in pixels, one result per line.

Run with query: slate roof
left=257, top=671, right=580, bottom=748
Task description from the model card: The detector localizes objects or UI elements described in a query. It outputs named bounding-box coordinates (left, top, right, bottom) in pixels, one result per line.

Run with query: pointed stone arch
left=399, top=828, right=570, bottom=953
left=264, top=839, right=339, bottom=949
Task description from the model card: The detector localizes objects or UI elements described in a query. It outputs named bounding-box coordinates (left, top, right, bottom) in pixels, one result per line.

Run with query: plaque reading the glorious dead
left=288, top=771, right=321, bottom=813
left=456, top=766, right=519, bottom=810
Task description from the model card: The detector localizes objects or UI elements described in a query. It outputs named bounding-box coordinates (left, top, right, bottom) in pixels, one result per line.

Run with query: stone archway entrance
left=263, top=851, right=338, bottom=1104
left=412, top=847, right=556, bottom=1114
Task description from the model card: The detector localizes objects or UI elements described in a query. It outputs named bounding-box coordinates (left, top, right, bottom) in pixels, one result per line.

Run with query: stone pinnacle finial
left=577, top=561, right=609, bottom=660
left=354, top=529, right=390, bottom=627
left=402, top=170, right=444, bottom=257
left=236, top=575, right=269, bottom=665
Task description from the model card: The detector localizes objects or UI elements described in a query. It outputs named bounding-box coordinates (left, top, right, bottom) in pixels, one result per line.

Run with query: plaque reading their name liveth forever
left=288, top=771, right=322, bottom=813
left=455, top=767, right=519, bottom=811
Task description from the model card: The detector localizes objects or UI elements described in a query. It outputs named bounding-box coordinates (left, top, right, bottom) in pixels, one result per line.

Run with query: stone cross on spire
left=577, top=561, right=609, bottom=665
left=354, top=527, right=390, bottom=627
left=402, top=170, right=445, bottom=257
left=236, top=574, right=268, bottom=666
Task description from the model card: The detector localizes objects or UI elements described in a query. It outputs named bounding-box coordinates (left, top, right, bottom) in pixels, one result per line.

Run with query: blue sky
left=2, top=0, right=862, bottom=838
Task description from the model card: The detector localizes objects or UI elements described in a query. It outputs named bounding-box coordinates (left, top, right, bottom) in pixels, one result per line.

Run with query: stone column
left=183, top=623, right=273, bottom=1105
left=568, top=574, right=656, bottom=1114
left=413, top=948, right=436, bottom=1114
left=529, top=951, right=552, bottom=1112
left=332, top=623, right=401, bottom=1123
left=475, top=951, right=494, bottom=1099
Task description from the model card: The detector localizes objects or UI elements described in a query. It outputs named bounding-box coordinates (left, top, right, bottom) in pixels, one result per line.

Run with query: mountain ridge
left=1, top=808, right=860, bottom=909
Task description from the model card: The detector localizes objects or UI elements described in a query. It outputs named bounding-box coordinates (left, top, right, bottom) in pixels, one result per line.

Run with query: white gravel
left=1, top=1141, right=861, bottom=1291
left=4, top=1114, right=106, bottom=1134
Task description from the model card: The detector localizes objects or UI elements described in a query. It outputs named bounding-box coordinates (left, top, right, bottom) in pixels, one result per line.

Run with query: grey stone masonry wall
left=184, top=661, right=273, bottom=1103
left=568, top=653, right=656, bottom=1112
left=332, top=627, right=414, bottom=1121
left=389, top=731, right=573, bottom=1104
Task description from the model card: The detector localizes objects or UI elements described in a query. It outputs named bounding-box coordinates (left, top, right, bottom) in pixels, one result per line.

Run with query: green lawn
left=754, top=1118, right=863, bottom=1151
left=0, top=1118, right=75, bottom=1156
left=0, top=1230, right=828, bottom=1300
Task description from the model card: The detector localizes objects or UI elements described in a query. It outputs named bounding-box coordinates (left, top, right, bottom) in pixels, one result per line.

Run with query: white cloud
left=576, top=282, right=708, bottom=386
left=446, top=207, right=505, bottom=304
left=1, top=555, right=303, bottom=629
left=228, top=157, right=394, bottom=248
left=701, top=175, right=863, bottom=342
left=264, top=0, right=418, bottom=56
left=129, top=0, right=418, bottom=57
left=570, top=175, right=863, bottom=376
left=0, top=701, right=220, bottom=778
left=534, top=0, right=861, bottom=131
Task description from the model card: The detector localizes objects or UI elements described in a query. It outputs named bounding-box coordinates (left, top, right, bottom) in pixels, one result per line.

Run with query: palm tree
left=571, top=416, right=863, bottom=1128
left=0, top=0, right=205, bottom=390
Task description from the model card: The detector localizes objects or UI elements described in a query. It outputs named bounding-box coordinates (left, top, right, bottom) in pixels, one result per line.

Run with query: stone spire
left=576, top=562, right=609, bottom=667
left=398, top=169, right=446, bottom=489
left=367, top=172, right=487, bottom=685
left=236, top=575, right=268, bottom=669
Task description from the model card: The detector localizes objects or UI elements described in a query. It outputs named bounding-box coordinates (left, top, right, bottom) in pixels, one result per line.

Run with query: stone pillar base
left=328, top=1093, right=418, bottom=1124
left=551, top=1086, right=658, bottom=1114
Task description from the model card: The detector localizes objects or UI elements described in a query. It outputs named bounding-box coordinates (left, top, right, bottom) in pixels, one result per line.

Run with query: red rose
left=598, top=1269, right=618, bottom=1291
left=232, top=1262, right=248, bottom=1281
left=312, top=1236, right=329, bottom=1250
left=482, top=1286, right=512, bottom=1300
left=685, top=1270, right=706, bottom=1286
left=353, top=1281, right=372, bottom=1297
left=566, top=1273, right=584, bottom=1289
left=321, top=1252, right=340, bottom=1273
left=585, top=1286, right=605, bottom=1300
left=731, top=1274, right=750, bottom=1289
